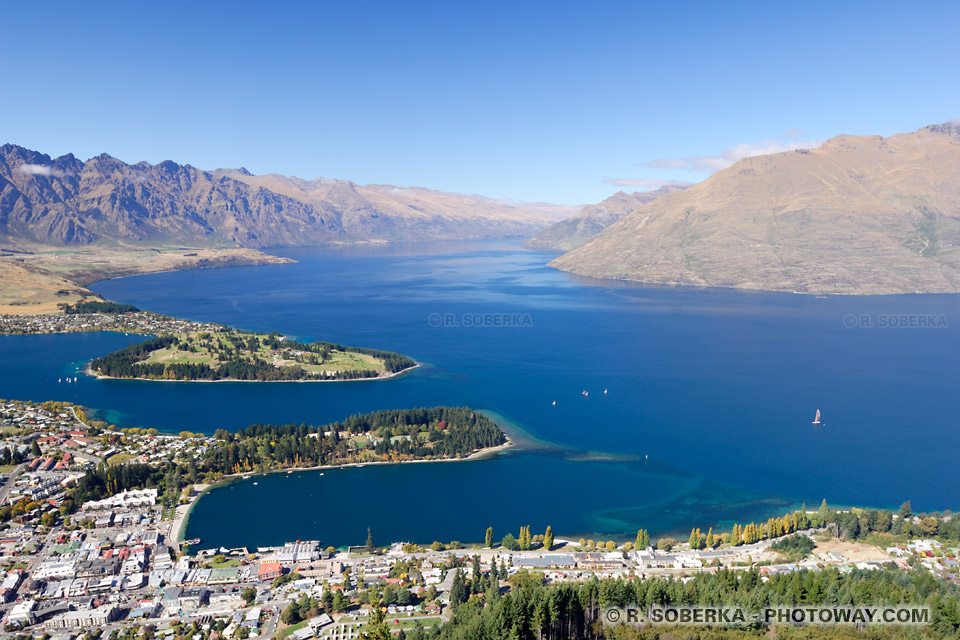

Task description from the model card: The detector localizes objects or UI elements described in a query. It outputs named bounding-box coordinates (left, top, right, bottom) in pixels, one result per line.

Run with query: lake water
left=2, top=240, right=957, bottom=547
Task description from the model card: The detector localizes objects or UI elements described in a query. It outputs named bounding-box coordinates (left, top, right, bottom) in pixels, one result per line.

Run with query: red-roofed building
left=258, top=562, right=283, bottom=581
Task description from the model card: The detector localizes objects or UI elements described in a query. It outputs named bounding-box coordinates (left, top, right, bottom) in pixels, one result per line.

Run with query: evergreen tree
left=485, top=526, right=493, bottom=548
left=899, top=500, right=913, bottom=521
left=366, top=527, right=374, bottom=552
left=360, top=602, right=390, bottom=640
left=471, top=555, right=482, bottom=595
left=449, top=569, right=466, bottom=611
left=818, top=498, right=830, bottom=520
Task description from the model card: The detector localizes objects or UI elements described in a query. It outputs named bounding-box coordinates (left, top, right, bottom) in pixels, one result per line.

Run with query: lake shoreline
left=176, top=435, right=515, bottom=543
left=85, top=362, right=420, bottom=383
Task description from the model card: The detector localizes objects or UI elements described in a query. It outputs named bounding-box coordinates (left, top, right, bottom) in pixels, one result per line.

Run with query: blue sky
left=2, top=1, right=958, bottom=205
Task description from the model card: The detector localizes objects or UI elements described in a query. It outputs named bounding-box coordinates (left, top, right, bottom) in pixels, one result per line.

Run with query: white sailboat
left=812, top=409, right=822, bottom=425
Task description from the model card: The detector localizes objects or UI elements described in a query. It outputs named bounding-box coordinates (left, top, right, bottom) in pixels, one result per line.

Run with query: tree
left=543, top=525, right=554, bottom=551
left=818, top=499, right=830, bottom=520
left=366, top=527, right=374, bottom=552
left=876, top=509, right=893, bottom=532
left=899, top=500, right=913, bottom=522
left=241, top=587, right=256, bottom=605
left=657, top=538, right=676, bottom=552
left=841, top=513, right=860, bottom=539
left=361, top=603, right=391, bottom=640
left=449, top=569, right=466, bottom=611
left=485, top=526, right=494, bottom=548
left=920, top=516, right=940, bottom=537
left=501, top=533, right=518, bottom=551
left=31, top=440, right=42, bottom=458
left=635, top=529, right=650, bottom=550
left=280, top=603, right=300, bottom=625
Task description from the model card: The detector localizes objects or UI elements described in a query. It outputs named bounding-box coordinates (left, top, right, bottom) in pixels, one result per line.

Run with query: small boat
left=319, top=472, right=324, bottom=476
left=582, top=390, right=588, bottom=397
left=253, top=482, right=258, bottom=485
left=812, top=409, right=822, bottom=425
left=184, top=538, right=201, bottom=545
left=603, top=388, right=608, bottom=394
left=58, top=378, right=62, bottom=383
left=552, top=401, right=556, bottom=406
left=358, top=464, right=365, bottom=468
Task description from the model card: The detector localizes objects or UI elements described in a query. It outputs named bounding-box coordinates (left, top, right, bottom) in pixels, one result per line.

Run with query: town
left=1, top=398, right=957, bottom=639
left=0, top=308, right=224, bottom=338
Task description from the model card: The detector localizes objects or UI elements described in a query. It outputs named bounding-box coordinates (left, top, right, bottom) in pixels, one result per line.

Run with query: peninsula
left=89, top=330, right=416, bottom=382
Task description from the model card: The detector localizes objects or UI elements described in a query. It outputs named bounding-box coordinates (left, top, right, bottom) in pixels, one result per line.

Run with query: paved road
left=0, top=463, right=26, bottom=504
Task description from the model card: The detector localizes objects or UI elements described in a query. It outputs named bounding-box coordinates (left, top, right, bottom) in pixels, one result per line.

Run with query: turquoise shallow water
left=2, top=240, right=958, bottom=546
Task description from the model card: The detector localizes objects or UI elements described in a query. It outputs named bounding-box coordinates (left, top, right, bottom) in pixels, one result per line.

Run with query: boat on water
left=184, top=538, right=201, bottom=545
left=552, top=400, right=556, bottom=405
left=812, top=409, right=822, bottom=425
left=253, top=482, right=258, bottom=485
left=603, top=388, right=608, bottom=394
left=582, top=390, right=588, bottom=397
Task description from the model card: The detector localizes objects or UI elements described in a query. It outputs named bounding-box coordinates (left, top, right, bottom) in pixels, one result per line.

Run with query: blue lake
left=1, top=241, right=958, bottom=547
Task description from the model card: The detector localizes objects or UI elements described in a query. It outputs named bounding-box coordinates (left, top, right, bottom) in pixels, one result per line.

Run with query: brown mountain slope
left=525, top=185, right=688, bottom=251
left=0, top=145, right=573, bottom=249
left=551, top=123, right=960, bottom=294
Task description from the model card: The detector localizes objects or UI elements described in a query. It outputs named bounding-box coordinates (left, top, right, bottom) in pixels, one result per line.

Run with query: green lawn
left=137, top=331, right=385, bottom=375
left=210, top=559, right=242, bottom=568
left=107, top=452, right=135, bottom=466
left=273, top=620, right=307, bottom=640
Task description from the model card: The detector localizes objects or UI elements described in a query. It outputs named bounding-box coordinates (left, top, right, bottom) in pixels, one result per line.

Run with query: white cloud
left=603, top=178, right=694, bottom=189
left=641, top=131, right=821, bottom=173
left=16, top=163, right=54, bottom=176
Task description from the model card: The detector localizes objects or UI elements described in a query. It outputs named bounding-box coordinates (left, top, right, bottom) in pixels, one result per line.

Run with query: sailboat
left=552, top=401, right=556, bottom=406
left=812, top=409, right=822, bottom=425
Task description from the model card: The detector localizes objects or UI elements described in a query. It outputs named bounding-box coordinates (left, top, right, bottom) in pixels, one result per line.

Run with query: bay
left=2, top=240, right=957, bottom=547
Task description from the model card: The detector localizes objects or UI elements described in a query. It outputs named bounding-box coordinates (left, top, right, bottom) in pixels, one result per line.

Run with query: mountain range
left=0, top=144, right=573, bottom=248
left=551, top=123, right=960, bottom=294
left=525, top=185, right=688, bottom=251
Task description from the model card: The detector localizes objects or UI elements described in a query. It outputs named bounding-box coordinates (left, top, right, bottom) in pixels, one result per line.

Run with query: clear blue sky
left=2, top=1, right=958, bottom=205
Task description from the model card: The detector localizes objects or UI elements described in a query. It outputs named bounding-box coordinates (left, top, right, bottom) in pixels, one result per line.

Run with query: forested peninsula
left=89, top=330, right=416, bottom=381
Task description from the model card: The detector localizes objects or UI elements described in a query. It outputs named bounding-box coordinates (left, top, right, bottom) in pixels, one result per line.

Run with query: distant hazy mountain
left=0, top=145, right=573, bottom=248
left=551, top=123, right=960, bottom=294
left=526, top=185, right=688, bottom=251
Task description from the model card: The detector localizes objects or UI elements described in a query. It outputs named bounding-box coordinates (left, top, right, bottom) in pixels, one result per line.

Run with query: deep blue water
left=2, top=240, right=958, bottom=547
